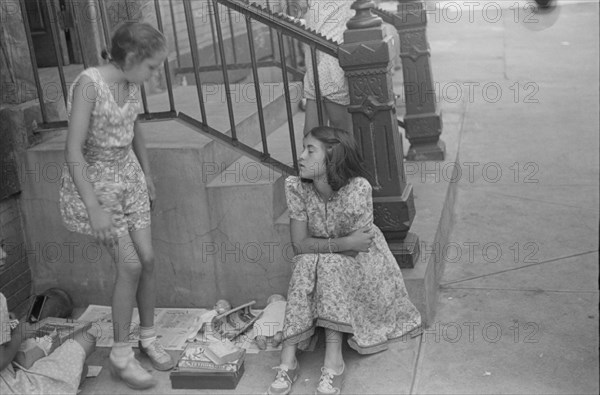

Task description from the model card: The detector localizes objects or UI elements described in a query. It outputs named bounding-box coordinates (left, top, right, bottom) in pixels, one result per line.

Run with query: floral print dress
left=59, top=67, right=151, bottom=238
left=282, top=176, right=421, bottom=354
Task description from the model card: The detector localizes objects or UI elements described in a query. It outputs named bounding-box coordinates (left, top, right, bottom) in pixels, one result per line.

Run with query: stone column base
left=387, top=232, right=420, bottom=268
left=406, top=139, right=446, bottom=161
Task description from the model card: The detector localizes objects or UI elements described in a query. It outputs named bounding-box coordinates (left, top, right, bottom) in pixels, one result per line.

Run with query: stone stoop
left=18, top=82, right=301, bottom=309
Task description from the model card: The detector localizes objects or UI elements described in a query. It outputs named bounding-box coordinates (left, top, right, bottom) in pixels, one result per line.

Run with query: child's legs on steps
left=324, top=328, right=344, bottom=373
left=108, top=234, right=141, bottom=343
left=324, top=101, right=352, bottom=134
left=303, top=99, right=352, bottom=135
left=303, top=99, right=324, bottom=135
left=129, top=227, right=156, bottom=328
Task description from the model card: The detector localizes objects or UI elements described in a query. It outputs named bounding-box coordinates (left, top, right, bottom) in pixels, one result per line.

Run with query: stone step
left=206, top=111, right=305, bottom=187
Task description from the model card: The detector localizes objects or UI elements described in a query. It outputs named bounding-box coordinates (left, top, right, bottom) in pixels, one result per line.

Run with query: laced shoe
left=108, top=355, right=156, bottom=389
left=267, top=362, right=299, bottom=395
left=139, top=339, right=175, bottom=371
left=315, top=363, right=345, bottom=395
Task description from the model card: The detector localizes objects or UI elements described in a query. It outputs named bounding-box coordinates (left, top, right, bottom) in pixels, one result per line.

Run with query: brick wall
left=0, top=196, right=31, bottom=316
left=1, top=0, right=34, bottom=317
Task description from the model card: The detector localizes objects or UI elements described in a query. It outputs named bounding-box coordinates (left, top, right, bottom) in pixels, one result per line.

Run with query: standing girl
left=267, top=126, right=421, bottom=395
left=60, top=22, right=173, bottom=389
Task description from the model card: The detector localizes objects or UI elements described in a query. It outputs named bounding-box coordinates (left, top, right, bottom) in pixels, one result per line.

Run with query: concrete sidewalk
left=79, top=1, right=599, bottom=394
left=412, top=0, right=599, bottom=393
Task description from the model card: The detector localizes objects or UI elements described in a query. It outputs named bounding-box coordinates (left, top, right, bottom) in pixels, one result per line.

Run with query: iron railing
left=21, top=0, right=350, bottom=175
left=20, top=0, right=441, bottom=174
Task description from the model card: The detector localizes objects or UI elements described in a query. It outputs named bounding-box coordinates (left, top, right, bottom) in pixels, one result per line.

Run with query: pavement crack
left=410, top=331, right=425, bottom=395
left=440, top=250, right=597, bottom=287
left=440, top=286, right=599, bottom=294
left=468, top=190, right=600, bottom=212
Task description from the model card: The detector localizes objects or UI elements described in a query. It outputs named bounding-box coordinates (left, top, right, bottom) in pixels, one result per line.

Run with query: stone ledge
left=401, top=101, right=464, bottom=326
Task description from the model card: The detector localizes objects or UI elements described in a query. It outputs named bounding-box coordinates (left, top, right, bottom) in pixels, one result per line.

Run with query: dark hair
left=305, top=126, right=373, bottom=191
left=101, top=22, right=166, bottom=68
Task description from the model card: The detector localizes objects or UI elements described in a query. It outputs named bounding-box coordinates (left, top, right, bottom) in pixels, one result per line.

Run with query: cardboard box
left=170, top=342, right=245, bottom=389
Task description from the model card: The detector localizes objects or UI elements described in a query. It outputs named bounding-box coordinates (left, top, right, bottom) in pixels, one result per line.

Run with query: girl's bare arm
left=289, top=218, right=372, bottom=256
left=132, top=120, right=151, bottom=176
left=64, top=75, right=99, bottom=210
left=64, top=75, right=114, bottom=243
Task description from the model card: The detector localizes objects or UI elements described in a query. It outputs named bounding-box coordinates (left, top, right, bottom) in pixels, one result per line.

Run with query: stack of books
left=170, top=342, right=246, bottom=389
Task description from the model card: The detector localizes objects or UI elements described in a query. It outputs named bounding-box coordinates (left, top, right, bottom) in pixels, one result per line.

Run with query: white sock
left=139, top=326, right=156, bottom=348
left=110, top=342, right=134, bottom=367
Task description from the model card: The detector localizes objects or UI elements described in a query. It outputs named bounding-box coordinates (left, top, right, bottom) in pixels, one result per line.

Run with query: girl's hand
left=145, top=175, right=156, bottom=209
left=87, top=206, right=115, bottom=245
left=339, top=250, right=358, bottom=258
left=15, top=321, right=37, bottom=339
left=347, top=226, right=375, bottom=253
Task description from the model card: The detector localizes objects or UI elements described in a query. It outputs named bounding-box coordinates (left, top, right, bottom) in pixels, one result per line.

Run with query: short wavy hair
left=102, top=22, right=166, bottom=68
left=304, top=126, right=373, bottom=191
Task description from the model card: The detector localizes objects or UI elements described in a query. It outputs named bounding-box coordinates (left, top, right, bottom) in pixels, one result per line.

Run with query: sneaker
left=267, top=362, right=299, bottom=395
left=315, top=363, right=345, bottom=395
left=108, top=356, right=156, bottom=390
left=139, top=339, right=175, bottom=371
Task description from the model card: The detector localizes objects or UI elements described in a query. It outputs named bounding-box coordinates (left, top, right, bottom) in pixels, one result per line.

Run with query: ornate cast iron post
left=339, top=0, right=419, bottom=268
left=394, top=0, right=444, bottom=161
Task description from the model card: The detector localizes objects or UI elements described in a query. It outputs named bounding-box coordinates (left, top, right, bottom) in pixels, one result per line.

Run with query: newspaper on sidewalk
left=78, top=304, right=209, bottom=350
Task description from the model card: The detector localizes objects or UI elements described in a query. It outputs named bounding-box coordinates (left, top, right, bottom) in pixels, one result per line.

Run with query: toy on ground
left=253, top=294, right=287, bottom=350
left=213, top=299, right=232, bottom=315
left=211, top=301, right=261, bottom=340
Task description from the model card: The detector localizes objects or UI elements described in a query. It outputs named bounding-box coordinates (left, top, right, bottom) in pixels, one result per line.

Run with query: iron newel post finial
left=346, top=0, right=382, bottom=30
left=340, top=0, right=420, bottom=268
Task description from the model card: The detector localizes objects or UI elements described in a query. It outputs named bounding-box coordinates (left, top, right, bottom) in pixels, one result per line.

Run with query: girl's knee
left=118, top=259, right=143, bottom=278
left=138, top=250, right=155, bottom=272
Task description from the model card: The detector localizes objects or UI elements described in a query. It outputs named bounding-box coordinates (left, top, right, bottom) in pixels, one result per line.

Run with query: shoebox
left=15, top=317, right=92, bottom=369
left=170, top=342, right=245, bottom=389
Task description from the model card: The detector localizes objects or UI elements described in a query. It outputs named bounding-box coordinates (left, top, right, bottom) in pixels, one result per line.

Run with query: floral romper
left=282, top=176, right=421, bottom=354
left=60, top=68, right=151, bottom=238
left=303, top=0, right=354, bottom=105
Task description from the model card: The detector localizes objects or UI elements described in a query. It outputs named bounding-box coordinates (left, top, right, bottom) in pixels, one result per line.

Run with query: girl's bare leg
left=324, top=101, right=352, bottom=133
left=303, top=99, right=325, bottom=135
left=280, top=343, right=298, bottom=368
left=108, top=234, right=141, bottom=343
left=303, top=99, right=352, bottom=135
left=324, top=329, right=344, bottom=373
left=129, top=226, right=174, bottom=371
left=129, top=227, right=155, bottom=327
left=106, top=234, right=156, bottom=389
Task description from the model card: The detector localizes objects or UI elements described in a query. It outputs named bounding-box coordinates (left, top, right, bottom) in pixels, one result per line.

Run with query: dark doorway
left=24, top=0, right=82, bottom=68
